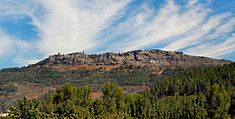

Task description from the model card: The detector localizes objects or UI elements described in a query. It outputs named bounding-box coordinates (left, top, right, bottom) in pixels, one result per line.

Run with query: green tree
left=102, top=83, right=125, bottom=113
left=206, top=83, right=230, bottom=118
left=10, top=97, right=42, bottom=119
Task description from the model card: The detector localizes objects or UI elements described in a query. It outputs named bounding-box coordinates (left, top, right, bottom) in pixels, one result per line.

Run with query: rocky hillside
left=33, top=49, right=231, bottom=72
left=0, top=49, right=232, bottom=111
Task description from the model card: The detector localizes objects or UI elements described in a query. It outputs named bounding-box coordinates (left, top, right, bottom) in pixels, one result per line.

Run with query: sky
left=0, top=0, right=234, bottom=68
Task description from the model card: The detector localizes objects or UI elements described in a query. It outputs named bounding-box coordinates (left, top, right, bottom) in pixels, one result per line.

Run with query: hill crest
left=32, top=49, right=231, bottom=71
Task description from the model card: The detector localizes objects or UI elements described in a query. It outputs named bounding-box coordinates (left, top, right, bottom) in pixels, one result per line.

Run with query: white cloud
left=0, top=0, right=42, bottom=17
left=11, top=40, right=41, bottom=66
left=205, top=17, right=235, bottom=40
left=185, top=34, right=235, bottom=58
left=0, top=0, right=132, bottom=54
left=13, top=57, right=40, bottom=66
left=163, top=13, right=231, bottom=51
left=0, top=30, right=38, bottom=66
left=104, top=0, right=211, bottom=51
left=36, top=0, right=132, bottom=56
left=0, top=30, right=13, bottom=58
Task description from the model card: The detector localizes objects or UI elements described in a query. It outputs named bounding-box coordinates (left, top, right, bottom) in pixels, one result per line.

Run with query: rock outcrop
left=32, top=49, right=231, bottom=71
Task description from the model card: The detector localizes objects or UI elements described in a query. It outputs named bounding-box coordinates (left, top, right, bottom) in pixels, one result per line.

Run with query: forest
left=3, top=63, right=235, bottom=119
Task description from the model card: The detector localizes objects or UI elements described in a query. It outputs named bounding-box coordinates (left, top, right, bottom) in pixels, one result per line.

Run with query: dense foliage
left=4, top=63, right=235, bottom=118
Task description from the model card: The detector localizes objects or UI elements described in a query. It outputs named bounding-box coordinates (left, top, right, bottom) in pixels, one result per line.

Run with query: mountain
left=0, top=49, right=232, bottom=111
left=4, top=55, right=235, bottom=118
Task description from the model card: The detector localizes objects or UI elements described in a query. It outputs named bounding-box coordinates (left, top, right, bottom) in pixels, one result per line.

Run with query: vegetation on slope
left=4, top=63, right=235, bottom=118
left=0, top=66, right=160, bottom=111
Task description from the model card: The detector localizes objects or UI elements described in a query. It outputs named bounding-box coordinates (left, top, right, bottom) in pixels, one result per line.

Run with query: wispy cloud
left=0, top=0, right=234, bottom=67
left=0, top=0, right=132, bottom=65
left=36, top=0, right=132, bottom=55
left=185, top=34, right=235, bottom=58
left=164, top=13, right=232, bottom=51
left=100, top=0, right=235, bottom=59
left=101, top=0, right=213, bottom=51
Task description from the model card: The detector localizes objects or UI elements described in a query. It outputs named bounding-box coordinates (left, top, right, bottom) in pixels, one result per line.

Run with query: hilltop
left=32, top=49, right=230, bottom=71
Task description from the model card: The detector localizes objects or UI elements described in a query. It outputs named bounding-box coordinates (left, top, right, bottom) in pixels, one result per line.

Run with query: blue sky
left=0, top=0, right=234, bottom=68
